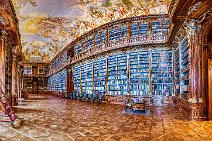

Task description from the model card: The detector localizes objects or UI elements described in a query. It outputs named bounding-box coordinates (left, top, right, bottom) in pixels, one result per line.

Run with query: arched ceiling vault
left=11, top=0, right=171, bottom=62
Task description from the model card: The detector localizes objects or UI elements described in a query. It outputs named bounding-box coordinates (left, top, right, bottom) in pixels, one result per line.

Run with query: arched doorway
left=203, top=21, right=212, bottom=120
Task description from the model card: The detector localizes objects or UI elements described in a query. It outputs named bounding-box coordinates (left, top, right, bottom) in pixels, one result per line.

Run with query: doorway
left=32, top=78, right=38, bottom=94
left=208, top=59, right=212, bottom=119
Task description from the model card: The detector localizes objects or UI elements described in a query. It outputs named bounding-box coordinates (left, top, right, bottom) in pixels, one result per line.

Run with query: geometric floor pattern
left=0, top=94, right=212, bottom=141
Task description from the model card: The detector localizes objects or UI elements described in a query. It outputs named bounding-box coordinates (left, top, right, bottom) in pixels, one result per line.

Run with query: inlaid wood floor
left=0, top=94, right=212, bottom=141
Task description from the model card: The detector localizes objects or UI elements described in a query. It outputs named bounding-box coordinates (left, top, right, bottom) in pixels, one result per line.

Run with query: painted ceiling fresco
left=11, top=0, right=171, bottom=62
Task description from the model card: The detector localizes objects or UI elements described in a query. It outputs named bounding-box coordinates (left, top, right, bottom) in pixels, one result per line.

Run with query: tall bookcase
left=160, top=50, right=173, bottom=96
left=73, top=65, right=81, bottom=93
left=151, top=49, right=173, bottom=96
left=151, top=50, right=162, bottom=95
left=72, top=49, right=173, bottom=97
left=86, top=61, right=93, bottom=94
left=180, top=37, right=190, bottom=100
left=129, top=52, right=140, bottom=96
left=108, top=55, right=117, bottom=95
left=48, top=70, right=67, bottom=93
left=117, top=54, right=128, bottom=95
left=130, top=22, right=139, bottom=37
left=81, top=63, right=86, bottom=93
left=94, top=58, right=106, bottom=94
left=174, top=46, right=180, bottom=96
left=139, top=51, right=150, bottom=96
left=5, top=39, right=12, bottom=97
left=129, top=51, right=150, bottom=96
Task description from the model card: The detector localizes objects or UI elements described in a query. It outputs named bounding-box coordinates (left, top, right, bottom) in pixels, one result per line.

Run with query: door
left=208, top=59, right=212, bottom=119
left=33, top=80, right=38, bottom=94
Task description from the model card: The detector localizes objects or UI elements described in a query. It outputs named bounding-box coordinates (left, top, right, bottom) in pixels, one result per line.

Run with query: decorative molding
left=188, top=2, right=202, bottom=15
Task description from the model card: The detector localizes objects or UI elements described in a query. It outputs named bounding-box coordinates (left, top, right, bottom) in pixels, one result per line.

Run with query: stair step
left=8, top=111, right=14, bottom=115
left=9, top=116, right=16, bottom=121
left=0, top=88, right=16, bottom=123
left=6, top=108, right=11, bottom=111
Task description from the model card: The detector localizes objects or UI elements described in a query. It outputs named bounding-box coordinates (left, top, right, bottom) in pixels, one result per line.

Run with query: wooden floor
left=0, top=94, right=212, bottom=141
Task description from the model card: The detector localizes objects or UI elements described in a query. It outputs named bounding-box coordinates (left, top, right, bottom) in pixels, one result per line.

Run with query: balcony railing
left=72, top=33, right=166, bottom=63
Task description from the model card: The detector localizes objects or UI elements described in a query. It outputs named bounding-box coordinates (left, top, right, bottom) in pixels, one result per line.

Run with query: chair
left=125, top=98, right=133, bottom=111
left=88, top=94, right=94, bottom=102
left=83, top=94, right=89, bottom=101
left=78, top=93, right=83, bottom=101
left=69, top=92, right=74, bottom=99
left=98, top=92, right=103, bottom=104
left=73, top=92, right=78, bottom=100
left=90, top=93, right=97, bottom=103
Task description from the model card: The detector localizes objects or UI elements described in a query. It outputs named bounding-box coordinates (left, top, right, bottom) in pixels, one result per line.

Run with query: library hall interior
left=0, top=0, right=212, bottom=140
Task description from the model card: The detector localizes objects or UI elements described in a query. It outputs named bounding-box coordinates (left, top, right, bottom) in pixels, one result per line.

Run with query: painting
left=11, top=0, right=171, bottom=62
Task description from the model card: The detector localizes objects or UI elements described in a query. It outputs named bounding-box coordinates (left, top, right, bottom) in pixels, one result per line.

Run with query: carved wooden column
left=189, top=20, right=202, bottom=102
left=11, top=57, right=16, bottom=104
left=127, top=22, right=131, bottom=38
left=187, top=20, right=206, bottom=120
left=66, top=68, right=70, bottom=95
left=0, top=33, right=3, bottom=111
left=70, top=67, right=74, bottom=93
left=0, top=30, right=6, bottom=94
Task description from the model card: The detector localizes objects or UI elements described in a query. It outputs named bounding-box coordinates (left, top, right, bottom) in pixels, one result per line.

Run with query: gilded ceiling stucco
left=11, top=0, right=171, bottom=62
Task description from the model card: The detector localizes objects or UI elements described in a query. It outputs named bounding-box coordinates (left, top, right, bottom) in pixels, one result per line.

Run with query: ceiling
left=11, top=0, right=171, bottom=62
